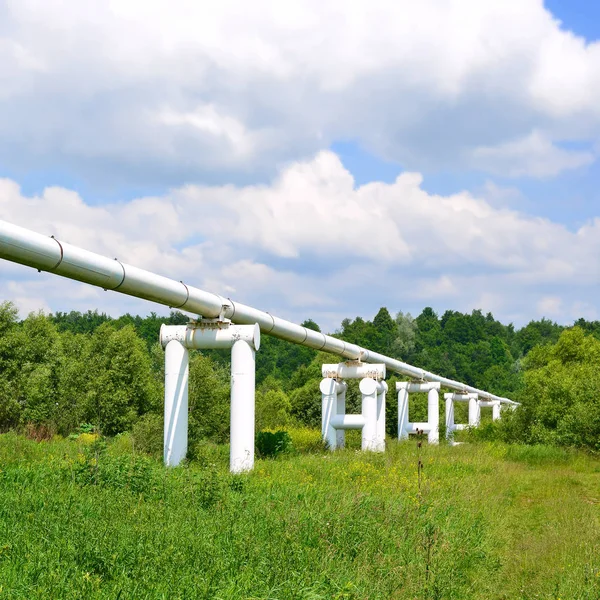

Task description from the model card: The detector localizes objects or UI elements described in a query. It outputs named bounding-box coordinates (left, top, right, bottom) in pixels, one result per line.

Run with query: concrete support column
left=428, top=387, right=440, bottom=444
left=492, top=401, right=501, bottom=421
left=397, top=385, right=410, bottom=440
left=375, top=381, right=388, bottom=452
left=445, top=395, right=455, bottom=440
left=468, top=395, right=481, bottom=427
left=230, top=339, right=256, bottom=473
left=164, top=340, right=189, bottom=467
left=321, top=377, right=346, bottom=450
left=360, top=378, right=382, bottom=451
left=336, top=381, right=347, bottom=448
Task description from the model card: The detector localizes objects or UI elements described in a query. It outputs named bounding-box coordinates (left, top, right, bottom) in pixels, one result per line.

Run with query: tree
left=514, top=327, right=600, bottom=450
left=84, top=323, right=159, bottom=435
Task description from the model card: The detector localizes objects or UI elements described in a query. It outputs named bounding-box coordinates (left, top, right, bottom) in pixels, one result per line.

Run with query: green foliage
left=255, top=430, right=292, bottom=458
left=513, top=327, right=600, bottom=451
left=83, top=323, right=159, bottom=435
left=3, top=299, right=600, bottom=455
left=256, top=379, right=292, bottom=430
left=188, top=352, right=230, bottom=444
left=189, top=438, right=229, bottom=467
left=131, top=412, right=163, bottom=457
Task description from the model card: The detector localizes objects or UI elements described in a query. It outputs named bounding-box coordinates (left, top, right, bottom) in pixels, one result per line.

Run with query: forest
left=1, top=299, right=599, bottom=454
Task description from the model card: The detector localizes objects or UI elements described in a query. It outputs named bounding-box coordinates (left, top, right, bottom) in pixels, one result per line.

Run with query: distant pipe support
left=336, top=381, right=347, bottom=448
left=376, top=381, right=388, bottom=451
left=397, top=384, right=409, bottom=440
left=397, top=381, right=440, bottom=443
left=360, top=378, right=383, bottom=451
left=445, top=394, right=455, bottom=440
left=468, top=394, right=481, bottom=427
left=492, top=401, right=501, bottom=421
left=428, top=386, right=440, bottom=444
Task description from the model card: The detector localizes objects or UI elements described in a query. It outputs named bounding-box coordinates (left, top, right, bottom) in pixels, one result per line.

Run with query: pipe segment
left=0, top=219, right=518, bottom=405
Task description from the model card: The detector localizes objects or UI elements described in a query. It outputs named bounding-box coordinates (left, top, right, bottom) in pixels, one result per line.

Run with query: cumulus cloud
left=1, top=151, right=599, bottom=328
left=0, top=0, right=599, bottom=183
left=472, top=131, right=595, bottom=178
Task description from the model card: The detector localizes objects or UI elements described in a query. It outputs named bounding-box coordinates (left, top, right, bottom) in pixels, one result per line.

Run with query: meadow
left=0, top=431, right=598, bottom=600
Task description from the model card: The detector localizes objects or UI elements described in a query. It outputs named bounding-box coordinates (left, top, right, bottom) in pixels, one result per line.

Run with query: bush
left=256, top=430, right=292, bottom=458
left=287, top=427, right=327, bottom=454
left=190, top=439, right=229, bottom=467
left=131, top=413, right=163, bottom=457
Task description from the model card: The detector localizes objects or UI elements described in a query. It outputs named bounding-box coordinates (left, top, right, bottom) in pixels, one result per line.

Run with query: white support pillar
left=444, top=392, right=476, bottom=440
left=321, top=378, right=347, bottom=450
left=492, top=401, right=501, bottom=421
left=321, top=362, right=386, bottom=453
left=375, top=381, right=388, bottom=452
left=360, top=378, right=383, bottom=452
left=397, top=382, right=440, bottom=444
left=160, top=322, right=260, bottom=473
left=468, top=394, right=481, bottom=427
left=336, top=381, right=347, bottom=448
left=164, top=339, right=189, bottom=467
left=397, top=384, right=410, bottom=440
left=444, top=394, right=455, bottom=440
left=230, top=338, right=256, bottom=473
left=427, top=386, right=440, bottom=444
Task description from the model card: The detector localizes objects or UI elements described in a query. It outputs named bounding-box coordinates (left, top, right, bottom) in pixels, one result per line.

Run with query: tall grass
left=0, top=433, right=598, bottom=599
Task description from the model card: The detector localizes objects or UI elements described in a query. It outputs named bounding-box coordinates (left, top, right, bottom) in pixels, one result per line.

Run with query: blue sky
left=1, top=0, right=600, bottom=331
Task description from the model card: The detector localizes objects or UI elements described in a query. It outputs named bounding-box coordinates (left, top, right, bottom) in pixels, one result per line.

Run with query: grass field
left=0, top=431, right=599, bottom=600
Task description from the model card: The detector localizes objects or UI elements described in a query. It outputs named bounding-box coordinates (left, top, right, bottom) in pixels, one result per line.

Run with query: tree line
left=1, top=301, right=599, bottom=452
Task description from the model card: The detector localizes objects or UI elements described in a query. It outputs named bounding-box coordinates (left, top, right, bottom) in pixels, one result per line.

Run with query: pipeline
left=0, top=219, right=518, bottom=405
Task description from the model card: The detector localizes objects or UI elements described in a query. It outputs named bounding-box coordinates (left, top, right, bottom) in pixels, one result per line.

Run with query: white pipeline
left=0, top=219, right=518, bottom=405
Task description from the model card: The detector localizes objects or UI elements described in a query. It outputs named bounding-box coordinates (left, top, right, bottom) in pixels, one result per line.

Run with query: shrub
left=131, top=412, right=163, bottom=457
left=190, top=439, right=229, bottom=467
left=286, top=427, right=326, bottom=454
left=256, top=430, right=292, bottom=458
left=24, top=422, right=55, bottom=441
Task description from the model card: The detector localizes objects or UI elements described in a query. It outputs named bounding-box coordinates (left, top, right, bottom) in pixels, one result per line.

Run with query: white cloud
left=472, top=131, right=595, bottom=178
left=1, top=151, right=599, bottom=329
left=0, top=0, right=599, bottom=181
left=537, top=296, right=563, bottom=317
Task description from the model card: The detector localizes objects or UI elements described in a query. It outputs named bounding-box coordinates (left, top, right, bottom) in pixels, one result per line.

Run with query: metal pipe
left=0, top=219, right=518, bottom=404
left=330, top=414, right=366, bottom=430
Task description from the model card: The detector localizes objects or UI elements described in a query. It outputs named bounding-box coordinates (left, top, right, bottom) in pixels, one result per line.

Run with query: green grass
left=0, top=432, right=599, bottom=599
